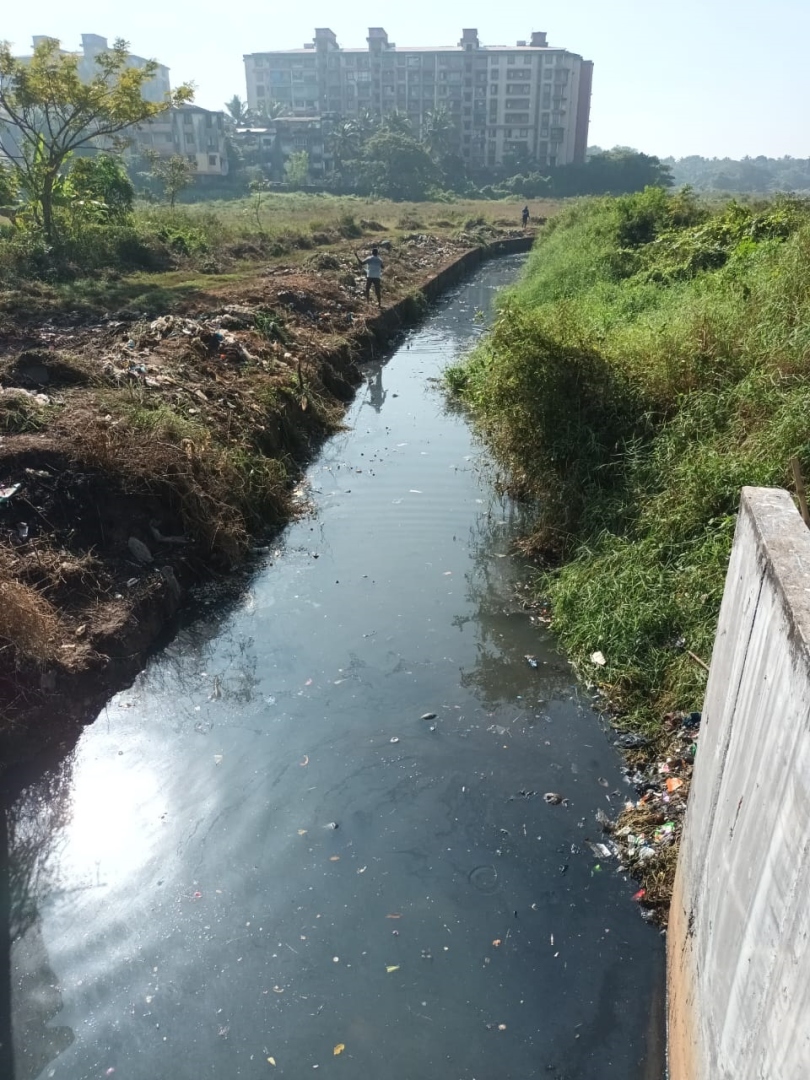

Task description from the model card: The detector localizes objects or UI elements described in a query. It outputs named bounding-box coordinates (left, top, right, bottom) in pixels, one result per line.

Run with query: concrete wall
left=668, top=486, right=810, bottom=1080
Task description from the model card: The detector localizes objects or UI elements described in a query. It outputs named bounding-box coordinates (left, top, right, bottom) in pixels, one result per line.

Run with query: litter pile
left=596, top=710, right=702, bottom=927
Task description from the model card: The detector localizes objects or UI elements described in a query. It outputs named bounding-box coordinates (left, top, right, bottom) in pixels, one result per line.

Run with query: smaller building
left=135, top=105, right=230, bottom=177
left=232, top=116, right=331, bottom=180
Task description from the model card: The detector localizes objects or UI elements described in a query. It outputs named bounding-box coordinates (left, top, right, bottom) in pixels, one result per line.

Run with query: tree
left=550, top=149, right=674, bottom=197
left=422, top=106, right=455, bottom=158
left=68, top=155, right=134, bottom=222
left=331, top=119, right=362, bottom=172
left=284, top=150, right=309, bottom=189
left=0, top=163, right=18, bottom=208
left=380, top=109, right=412, bottom=137
left=248, top=177, right=271, bottom=232
left=144, top=151, right=197, bottom=208
left=0, top=36, right=192, bottom=240
left=224, top=95, right=251, bottom=125
left=255, top=100, right=287, bottom=122
left=362, top=131, right=438, bottom=201
left=353, top=109, right=378, bottom=142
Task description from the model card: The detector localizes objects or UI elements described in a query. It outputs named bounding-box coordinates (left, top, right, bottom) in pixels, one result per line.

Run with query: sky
left=2, top=0, right=808, bottom=159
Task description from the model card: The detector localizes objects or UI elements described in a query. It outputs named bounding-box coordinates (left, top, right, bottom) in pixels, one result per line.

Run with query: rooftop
left=244, top=27, right=581, bottom=59
left=246, top=45, right=567, bottom=56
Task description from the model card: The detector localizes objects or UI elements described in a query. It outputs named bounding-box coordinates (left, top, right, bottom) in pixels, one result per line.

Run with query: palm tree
left=331, top=119, right=362, bottom=170
left=353, top=109, right=379, bottom=142
left=255, top=100, right=288, bottom=122
left=423, top=106, right=456, bottom=158
left=381, top=109, right=413, bottom=136
left=224, top=95, right=251, bottom=125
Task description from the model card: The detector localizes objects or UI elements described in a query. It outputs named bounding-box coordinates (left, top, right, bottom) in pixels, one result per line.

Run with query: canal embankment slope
left=446, top=188, right=810, bottom=920
left=0, top=232, right=531, bottom=767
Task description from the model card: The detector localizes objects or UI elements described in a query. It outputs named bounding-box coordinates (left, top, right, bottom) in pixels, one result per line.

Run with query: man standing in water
left=356, top=247, right=383, bottom=307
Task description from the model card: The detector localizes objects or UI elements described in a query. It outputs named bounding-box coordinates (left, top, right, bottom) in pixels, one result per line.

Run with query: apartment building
left=21, top=33, right=172, bottom=103
left=244, top=27, right=593, bottom=169
left=136, top=105, right=230, bottom=177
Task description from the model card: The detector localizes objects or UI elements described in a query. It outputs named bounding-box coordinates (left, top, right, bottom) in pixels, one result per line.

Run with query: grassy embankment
left=0, top=193, right=551, bottom=319
left=449, top=188, right=810, bottom=728
left=446, top=189, right=810, bottom=915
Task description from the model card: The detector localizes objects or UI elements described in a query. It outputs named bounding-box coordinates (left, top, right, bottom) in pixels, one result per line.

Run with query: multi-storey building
left=136, top=105, right=230, bottom=178
left=21, top=34, right=172, bottom=103
left=244, top=27, right=592, bottom=169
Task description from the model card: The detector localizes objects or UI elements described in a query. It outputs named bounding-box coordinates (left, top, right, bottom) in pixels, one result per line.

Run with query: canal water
left=4, top=255, right=665, bottom=1080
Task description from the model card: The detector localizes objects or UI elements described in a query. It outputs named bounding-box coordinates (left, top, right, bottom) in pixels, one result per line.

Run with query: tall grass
left=448, top=189, right=810, bottom=731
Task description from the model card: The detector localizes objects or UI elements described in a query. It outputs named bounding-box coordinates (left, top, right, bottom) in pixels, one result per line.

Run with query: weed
left=116, top=396, right=208, bottom=444
left=254, top=310, right=290, bottom=345
left=0, top=391, right=50, bottom=433
left=397, top=212, right=424, bottom=230
left=337, top=212, right=362, bottom=239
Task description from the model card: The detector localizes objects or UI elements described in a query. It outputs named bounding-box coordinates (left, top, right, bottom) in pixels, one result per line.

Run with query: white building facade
left=244, top=28, right=593, bottom=169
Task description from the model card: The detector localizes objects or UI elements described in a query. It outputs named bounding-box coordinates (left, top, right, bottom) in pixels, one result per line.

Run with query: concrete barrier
left=668, top=486, right=810, bottom=1079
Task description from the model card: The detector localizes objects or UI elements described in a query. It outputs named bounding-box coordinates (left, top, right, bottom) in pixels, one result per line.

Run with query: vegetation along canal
left=3, top=255, right=665, bottom=1080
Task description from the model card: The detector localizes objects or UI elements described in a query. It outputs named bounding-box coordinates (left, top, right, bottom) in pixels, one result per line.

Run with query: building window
left=523, top=55, right=532, bottom=65
left=507, top=55, right=516, bottom=65
left=208, top=154, right=218, bottom=166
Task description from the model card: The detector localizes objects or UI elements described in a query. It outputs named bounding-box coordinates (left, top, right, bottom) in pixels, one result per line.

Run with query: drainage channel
left=4, top=253, right=665, bottom=1080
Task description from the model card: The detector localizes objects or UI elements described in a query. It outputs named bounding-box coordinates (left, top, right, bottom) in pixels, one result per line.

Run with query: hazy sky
left=3, top=0, right=808, bottom=158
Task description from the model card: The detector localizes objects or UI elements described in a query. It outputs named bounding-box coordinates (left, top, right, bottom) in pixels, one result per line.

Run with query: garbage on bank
left=595, top=710, right=701, bottom=927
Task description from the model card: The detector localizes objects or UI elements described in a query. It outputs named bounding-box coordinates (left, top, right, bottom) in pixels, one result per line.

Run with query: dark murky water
left=3, top=256, right=665, bottom=1080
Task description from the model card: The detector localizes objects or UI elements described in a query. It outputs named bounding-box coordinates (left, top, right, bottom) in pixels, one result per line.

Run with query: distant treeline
left=665, top=155, right=810, bottom=193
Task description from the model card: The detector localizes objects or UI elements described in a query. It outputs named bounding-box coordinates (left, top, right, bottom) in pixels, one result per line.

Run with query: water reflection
left=362, top=365, right=388, bottom=413
left=2, top=765, right=76, bottom=1079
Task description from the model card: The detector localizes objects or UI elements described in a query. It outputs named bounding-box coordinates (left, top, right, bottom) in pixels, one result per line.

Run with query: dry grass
left=177, top=193, right=557, bottom=238
left=0, top=569, right=61, bottom=663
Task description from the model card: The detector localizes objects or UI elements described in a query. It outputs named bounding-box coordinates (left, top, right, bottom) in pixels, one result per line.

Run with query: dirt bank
left=0, top=232, right=531, bottom=770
